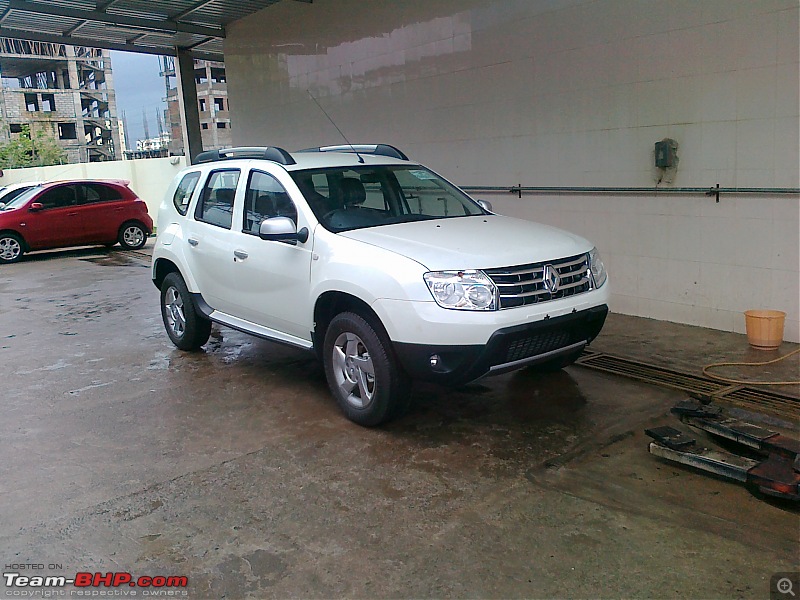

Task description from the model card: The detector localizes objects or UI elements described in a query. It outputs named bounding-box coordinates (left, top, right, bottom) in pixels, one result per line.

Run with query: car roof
left=191, top=146, right=417, bottom=173
left=37, top=179, right=131, bottom=188
left=287, top=152, right=413, bottom=171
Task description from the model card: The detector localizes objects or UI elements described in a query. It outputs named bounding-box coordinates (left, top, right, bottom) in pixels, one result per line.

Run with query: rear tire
left=323, top=312, right=410, bottom=426
left=118, top=221, right=148, bottom=250
left=0, top=232, right=24, bottom=264
left=160, top=272, right=211, bottom=351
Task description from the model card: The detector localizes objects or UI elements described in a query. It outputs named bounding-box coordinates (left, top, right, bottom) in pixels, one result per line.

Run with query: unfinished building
left=0, top=39, right=121, bottom=163
left=162, top=56, right=230, bottom=156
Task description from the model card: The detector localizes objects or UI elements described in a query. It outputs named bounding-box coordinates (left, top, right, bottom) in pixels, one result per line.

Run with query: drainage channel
left=575, top=350, right=799, bottom=421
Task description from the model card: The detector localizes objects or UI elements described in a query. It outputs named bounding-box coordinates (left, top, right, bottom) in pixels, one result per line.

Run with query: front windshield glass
left=290, top=165, right=485, bottom=232
left=1, top=186, right=40, bottom=210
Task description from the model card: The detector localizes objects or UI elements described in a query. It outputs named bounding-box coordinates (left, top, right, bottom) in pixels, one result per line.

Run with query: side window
left=76, top=184, right=122, bottom=205
left=82, top=185, right=101, bottom=204
left=243, top=170, right=297, bottom=234
left=94, top=184, right=123, bottom=202
left=173, top=172, right=200, bottom=216
left=195, top=170, right=239, bottom=229
left=38, top=185, right=77, bottom=209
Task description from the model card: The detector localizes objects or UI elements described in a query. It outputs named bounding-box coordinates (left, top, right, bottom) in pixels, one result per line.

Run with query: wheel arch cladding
left=313, top=291, right=388, bottom=353
left=153, top=257, right=182, bottom=289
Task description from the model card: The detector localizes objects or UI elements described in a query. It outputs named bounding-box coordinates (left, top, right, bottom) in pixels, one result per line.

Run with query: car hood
left=339, top=215, right=592, bottom=270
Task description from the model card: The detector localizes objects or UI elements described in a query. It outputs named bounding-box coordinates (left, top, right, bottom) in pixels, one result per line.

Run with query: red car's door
left=73, top=183, right=127, bottom=243
left=21, top=185, right=85, bottom=249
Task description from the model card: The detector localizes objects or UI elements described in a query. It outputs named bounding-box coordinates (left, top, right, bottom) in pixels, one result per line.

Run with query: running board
left=190, top=293, right=313, bottom=351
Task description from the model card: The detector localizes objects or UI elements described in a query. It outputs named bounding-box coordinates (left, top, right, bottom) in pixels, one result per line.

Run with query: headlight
left=423, top=270, right=497, bottom=311
left=589, top=247, right=607, bottom=288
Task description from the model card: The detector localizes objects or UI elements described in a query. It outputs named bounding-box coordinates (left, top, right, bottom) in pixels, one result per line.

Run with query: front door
left=22, top=184, right=84, bottom=249
left=229, top=169, right=313, bottom=341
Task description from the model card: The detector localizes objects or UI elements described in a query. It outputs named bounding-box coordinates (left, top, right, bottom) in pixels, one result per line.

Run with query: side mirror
left=0, top=202, right=5, bottom=210
left=28, top=202, right=44, bottom=212
left=477, top=199, right=493, bottom=213
left=259, top=216, right=309, bottom=244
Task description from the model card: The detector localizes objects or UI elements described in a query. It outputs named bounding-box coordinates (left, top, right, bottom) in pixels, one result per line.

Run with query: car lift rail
left=645, top=400, right=800, bottom=501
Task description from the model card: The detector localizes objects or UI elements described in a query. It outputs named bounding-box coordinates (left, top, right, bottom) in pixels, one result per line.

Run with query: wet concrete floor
left=1, top=245, right=797, bottom=599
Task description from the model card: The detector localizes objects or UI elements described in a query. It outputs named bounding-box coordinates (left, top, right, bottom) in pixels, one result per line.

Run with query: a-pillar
left=174, top=47, right=203, bottom=164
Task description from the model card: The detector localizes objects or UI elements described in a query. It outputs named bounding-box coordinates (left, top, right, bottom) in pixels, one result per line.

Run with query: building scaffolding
left=161, top=56, right=230, bottom=156
left=0, top=38, right=121, bottom=163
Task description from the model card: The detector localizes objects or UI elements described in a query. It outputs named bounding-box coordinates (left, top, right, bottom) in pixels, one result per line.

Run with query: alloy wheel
left=331, top=332, right=376, bottom=408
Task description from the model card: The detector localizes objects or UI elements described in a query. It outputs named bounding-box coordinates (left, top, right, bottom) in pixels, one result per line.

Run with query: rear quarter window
left=79, top=184, right=124, bottom=204
left=173, top=172, right=201, bottom=215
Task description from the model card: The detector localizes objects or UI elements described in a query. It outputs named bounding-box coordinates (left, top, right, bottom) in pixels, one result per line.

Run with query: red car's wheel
left=0, top=232, right=24, bottom=264
left=118, top=221, right=148, bottom=250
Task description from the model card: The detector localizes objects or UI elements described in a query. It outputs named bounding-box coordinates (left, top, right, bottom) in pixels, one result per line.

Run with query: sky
left=110, top=51, right=168, bottom=145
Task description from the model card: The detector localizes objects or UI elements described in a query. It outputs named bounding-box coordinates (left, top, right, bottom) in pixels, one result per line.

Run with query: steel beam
left=0, top=26, right=223, bottom=60
left=8, top=0, right=224, bottom=38
left=170, top=0, right=217, bottom=21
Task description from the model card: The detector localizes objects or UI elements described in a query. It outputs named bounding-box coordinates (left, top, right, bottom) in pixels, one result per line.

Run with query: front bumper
left=393, top=304, right=608, bottom=385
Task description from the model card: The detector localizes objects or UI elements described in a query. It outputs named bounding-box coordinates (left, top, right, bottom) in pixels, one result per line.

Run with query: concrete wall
left=0, top=156, right=187, bottom=227
left=225, top=0, right=800, bottom=342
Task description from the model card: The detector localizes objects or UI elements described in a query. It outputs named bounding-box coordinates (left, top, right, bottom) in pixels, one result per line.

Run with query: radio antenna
left=307, top=91, right=364, bottom=163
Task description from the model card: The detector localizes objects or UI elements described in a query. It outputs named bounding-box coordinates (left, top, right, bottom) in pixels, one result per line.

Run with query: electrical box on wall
left=654, top=140, right=676, bottom=168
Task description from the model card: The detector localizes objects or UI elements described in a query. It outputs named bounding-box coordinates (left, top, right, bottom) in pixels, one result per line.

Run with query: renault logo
left=543, top=264, right=560, bottom=294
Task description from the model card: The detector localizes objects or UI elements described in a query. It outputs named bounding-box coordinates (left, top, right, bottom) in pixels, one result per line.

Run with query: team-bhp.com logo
left=4, top=571, right=188, bottom=596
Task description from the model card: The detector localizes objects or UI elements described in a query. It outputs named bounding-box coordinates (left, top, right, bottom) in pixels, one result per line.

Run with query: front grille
left=484, top=253, right=592, bottom=309
left=504, top=329, right=572, bottom=363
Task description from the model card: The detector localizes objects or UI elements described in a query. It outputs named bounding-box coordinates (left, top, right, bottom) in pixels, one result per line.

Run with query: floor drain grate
left=576, top=351, right=799, bottom=420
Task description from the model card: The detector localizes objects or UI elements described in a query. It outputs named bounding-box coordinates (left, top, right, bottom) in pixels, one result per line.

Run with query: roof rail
left=194, top=146, right=296, bottom=165
left=297, top=144, right=409, bottom=161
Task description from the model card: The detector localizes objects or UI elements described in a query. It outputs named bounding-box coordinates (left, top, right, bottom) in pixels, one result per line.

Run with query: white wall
left=0, top=156, right=187, bottom=228
left=225, top=0, right=800, bottom=342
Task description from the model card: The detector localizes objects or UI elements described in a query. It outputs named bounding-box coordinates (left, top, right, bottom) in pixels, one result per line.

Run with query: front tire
left=118, top=221, right=148, bottom=250
left=323, top=312, right=410, bottom=426
left=160, top=272, right=211, bottom=350
left=0, top=232, right=24, bottom=264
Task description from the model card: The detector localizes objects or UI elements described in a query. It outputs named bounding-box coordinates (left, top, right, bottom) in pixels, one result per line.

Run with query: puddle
left=82, top=254, right=148, bottom=268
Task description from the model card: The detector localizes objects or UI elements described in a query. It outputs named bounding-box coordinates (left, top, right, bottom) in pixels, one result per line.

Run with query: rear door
left=182, top=169, right=241, bottom=314
left=74, top=183, right=128, bottom=243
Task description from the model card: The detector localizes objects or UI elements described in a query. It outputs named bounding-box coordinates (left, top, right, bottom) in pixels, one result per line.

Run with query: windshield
left=290, top=165, right=485, bottom=232
left=1, top=186, right=40, bottom=210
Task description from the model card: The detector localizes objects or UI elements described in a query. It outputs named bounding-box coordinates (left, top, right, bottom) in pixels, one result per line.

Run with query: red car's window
left=38, top=186, right=78, bottom=209
left=78, top=184, right=124, bottom=204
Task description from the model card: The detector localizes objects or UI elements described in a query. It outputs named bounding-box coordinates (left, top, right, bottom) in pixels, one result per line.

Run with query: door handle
left=68, top=212, right=78, bottom=216
left=187, top=238, right=199, bottom=247
left=233, top=250, right=248, bottom=260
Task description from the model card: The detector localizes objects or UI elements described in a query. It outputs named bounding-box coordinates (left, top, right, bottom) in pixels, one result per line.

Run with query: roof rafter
left=170, top=0, right=216, bottom=21
left=0, top=25, right=222, bottom=60
left=8, top=0, right=225, bottom=38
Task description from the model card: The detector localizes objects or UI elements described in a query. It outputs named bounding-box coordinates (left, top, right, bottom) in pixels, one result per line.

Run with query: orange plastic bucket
left=744, top=310, right=786, bottom=350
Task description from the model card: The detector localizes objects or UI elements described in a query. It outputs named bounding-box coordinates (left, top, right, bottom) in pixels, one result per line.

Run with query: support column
left=66, top=45, right=88, bottom=163
left=174, top=46, right=202, bottom=164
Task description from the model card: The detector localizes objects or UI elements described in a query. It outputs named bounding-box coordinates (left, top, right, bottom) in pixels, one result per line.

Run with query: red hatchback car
left=0, top=179, right=153, bottom=264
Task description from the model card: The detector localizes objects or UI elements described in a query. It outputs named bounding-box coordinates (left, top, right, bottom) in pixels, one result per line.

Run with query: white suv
left=152, top=145, right=609, bottom=426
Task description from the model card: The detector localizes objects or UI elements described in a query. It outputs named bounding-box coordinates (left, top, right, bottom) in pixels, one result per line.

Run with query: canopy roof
left=0, top=0, right=295, bottom=60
